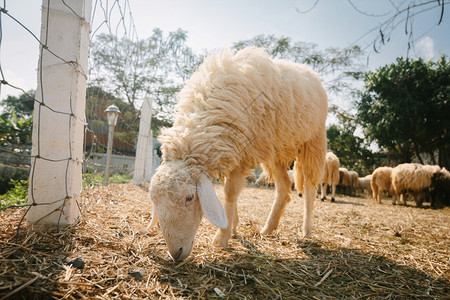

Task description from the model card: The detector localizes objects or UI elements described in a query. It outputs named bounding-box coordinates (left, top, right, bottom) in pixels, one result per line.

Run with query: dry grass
left=1, top=183, right=449, bottom=299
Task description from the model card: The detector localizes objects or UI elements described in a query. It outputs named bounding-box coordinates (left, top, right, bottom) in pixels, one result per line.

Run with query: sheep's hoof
left=320, top=197, right=325, bottom=201
left=212, top=238, right=228, bottom=249
left=331, top=197, right=335, bottom=202
left=213, top=232, right=229, bottom=248
left=302, top=232, right=312, bottom=239
left=260, top=226, right=274, bottom=235
left=298, top=193, right=302, bottom=198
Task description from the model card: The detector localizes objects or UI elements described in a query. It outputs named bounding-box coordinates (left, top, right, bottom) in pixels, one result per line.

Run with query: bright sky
left=1, top=0, right=449, bottom=105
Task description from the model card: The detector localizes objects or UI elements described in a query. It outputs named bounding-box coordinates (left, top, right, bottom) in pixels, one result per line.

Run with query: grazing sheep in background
left=245, top=171, right=257, bottom=184
left=149, top=47, right=328, bottom=261
left=320, top=152, right=340, bottom=202
left=391, top=163, right=441, bottom=207
left=255, top=170, right=273, bottom=187
left=337, top=168, right=357, bottom=195
left=287, top=169, right=295, bottom=190
left=430, top=168, right=450, bottom=207
left=338, top=168, right=350, bottom=193
left=370, top=166, right=393, bottom=204
left=348, top=171, right=359, bottom=195
left=357, top=174, right=372, bottom=195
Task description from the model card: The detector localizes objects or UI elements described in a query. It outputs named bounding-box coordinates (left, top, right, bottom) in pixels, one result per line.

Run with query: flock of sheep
left=249, top=156, right=450, bottom=208
left=371, top=163, right=450, bottom=207
left=148, top=47, right=449, bottom=261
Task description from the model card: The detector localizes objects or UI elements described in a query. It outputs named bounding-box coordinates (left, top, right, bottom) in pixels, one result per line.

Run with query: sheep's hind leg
left=320, top=183, right=327, bottom=201
left=212, top=171, right=245, bottom=248
left=261, top=165, right=291, bottom=235
left=331, top=183, right=336, bottom=202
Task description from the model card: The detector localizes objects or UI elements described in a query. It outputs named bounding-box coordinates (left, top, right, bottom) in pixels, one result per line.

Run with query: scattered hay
left=1, top=183, right=449, bottom=299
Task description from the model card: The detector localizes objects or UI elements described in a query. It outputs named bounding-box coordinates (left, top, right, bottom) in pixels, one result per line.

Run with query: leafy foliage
left=82, top=172, right=104, bottom=190
left=327, top=106, right=381, bottom=175
left=89, top=29, right=203, bottom=128
left=356, top=56, right=450, bottom=167
left=0, top=91, right=34, bottom=119
left=0, top=91, right=34, bottom=149
left=0, top=179, right=28, bottom=207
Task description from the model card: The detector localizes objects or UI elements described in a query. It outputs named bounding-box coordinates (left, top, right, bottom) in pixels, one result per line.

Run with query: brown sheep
left=320, top=152, right=340, bottom=202
left=370, top=166, right=394, bottom=204
left=338, top=168, right=358, bottom=195
left=391, top=163, right=441, bottom=207
left=430, top=167, right=450, bottom=207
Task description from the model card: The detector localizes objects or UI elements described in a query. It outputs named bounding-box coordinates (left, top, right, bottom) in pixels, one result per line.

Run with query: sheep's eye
left=185, top=194, right=194, bottom=202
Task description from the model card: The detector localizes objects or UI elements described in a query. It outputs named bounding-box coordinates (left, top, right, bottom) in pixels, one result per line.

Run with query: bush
left=0, top=179, right=28, bottom=207
left=109, top=173, right=133, bottom=184
left=82, top=172, right=104, bottom=189
left=82, top=172, right=133, bottom=188
left=1, top=172, right=134, bottom=208
left=0, top=164, right=29, bottom=194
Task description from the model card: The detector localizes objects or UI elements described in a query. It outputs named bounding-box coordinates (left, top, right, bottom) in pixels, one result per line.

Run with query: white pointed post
left=27, top=0, right=92, bottom=226
left=132, top=98, right=153, bottom=185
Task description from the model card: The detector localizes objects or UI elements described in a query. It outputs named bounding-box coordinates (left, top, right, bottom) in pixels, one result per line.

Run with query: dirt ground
left=1, top=183, right=449, bottom=299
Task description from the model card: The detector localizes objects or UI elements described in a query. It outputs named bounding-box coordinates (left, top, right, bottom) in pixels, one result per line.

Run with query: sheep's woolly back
left=370, top=166, right=393, bottom=201
left=159, top=47, right=328, bottom=179
left=339, top=168, right=352, bottom=187
left=348, top=171, right=359, bottom=190
left=323, top=152, right=340, bottom=185
left=391, top=163, right=441, bottom=193
left=358, top=175, right=372, bottom=192
left=371, top=167, right=393, bottom=191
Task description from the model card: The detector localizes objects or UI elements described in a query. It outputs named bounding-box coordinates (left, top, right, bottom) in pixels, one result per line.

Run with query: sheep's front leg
left=261, top=167, right=291, bottom=235
left=213, top=172, right=245, bottom=248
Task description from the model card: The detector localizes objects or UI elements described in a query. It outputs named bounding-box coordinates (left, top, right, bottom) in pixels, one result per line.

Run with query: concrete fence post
left=132, top=98, right=153, bottom=185
left=27, top=0, right=92, bottom=226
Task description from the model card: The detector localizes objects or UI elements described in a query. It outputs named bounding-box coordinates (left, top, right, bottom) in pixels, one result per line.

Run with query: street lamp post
left=104, top=105, right=121, bottom=186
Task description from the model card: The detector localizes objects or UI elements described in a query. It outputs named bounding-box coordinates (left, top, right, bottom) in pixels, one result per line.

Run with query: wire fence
left=0, top=0, right=140, bottom=239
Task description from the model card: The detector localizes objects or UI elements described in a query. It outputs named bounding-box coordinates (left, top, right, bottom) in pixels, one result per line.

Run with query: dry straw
left=1, top=183, right=449, bottom=299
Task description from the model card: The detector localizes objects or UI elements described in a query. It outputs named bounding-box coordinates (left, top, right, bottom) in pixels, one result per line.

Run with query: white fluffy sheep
left=287, top=169, right=295, bottom=190
left=370, top=166, right=393, bottom=204
left=357, top=174, right=372, bottom=195
left=320, top=152, right=340, bottom=202
left=255, top=170, right=273, bottom=187
left=149, top=47, right=328, bottom=261
left=391, top=163, right=441, bottom=207
left=245, top=171, right=257, bottom=184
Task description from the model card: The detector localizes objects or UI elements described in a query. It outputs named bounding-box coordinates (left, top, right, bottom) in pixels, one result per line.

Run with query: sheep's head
left=149, top=161, right=227, bottom=261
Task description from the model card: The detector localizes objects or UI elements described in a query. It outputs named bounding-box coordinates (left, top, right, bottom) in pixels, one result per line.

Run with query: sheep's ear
left=146, top=204, right=158, bottom=230
left=197, top=174, right=228, bottom=229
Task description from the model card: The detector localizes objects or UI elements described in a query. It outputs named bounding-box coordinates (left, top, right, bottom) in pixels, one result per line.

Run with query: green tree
left=0, top=91, right=34, bottom=149
left=85, top=86, right=138, bottom=155
left=356, top=56, right=450, bottom=167
left=327, top=106, right=380, bottom=175
left=89, top=28, right=203, bottom=127
left=0, top=90, right=34, bottom=120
